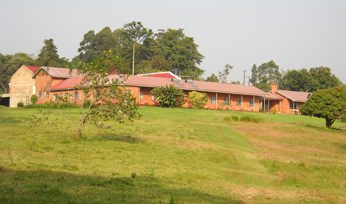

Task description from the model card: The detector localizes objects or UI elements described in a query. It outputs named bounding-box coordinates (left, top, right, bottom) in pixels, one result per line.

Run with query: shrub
left=17, top=102, right=24, bottom=108
left=31, top=95, right=38, bottom=105
left=188, top=91, right=208, bottom=109
left=151, top=85, right=184, bottom=108
left=239, top=115, right=262, bottom=123
left=231, top=115, right=239, bottom=121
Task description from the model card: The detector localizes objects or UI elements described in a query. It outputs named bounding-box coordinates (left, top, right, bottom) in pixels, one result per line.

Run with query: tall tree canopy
left=36, top=39, right=61, bottom=66
left=250, top=60, right=282, bottom=91
left=280, top=67, right=342, bottom=92
left=77, top=22, right=204, bottom=79
left=0, top=53, right=35, bottom=93
left=301, top=87, right=346, bottom=128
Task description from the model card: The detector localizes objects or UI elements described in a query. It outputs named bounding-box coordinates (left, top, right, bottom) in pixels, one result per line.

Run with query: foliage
left=77, top=50, right=141, bottom=138
left=205, top=73, right=219, bottom=82
left=0, top=53, right=35, bottom=93
left=280, top=67, right=342, bottom=92
left=187, top=91, right=208, bottom=109
left=77, top=23, right=204, bottom=79
left=36, top=39, right=62, bottom=66
left=151, top=85, right=184, bottom=108
left=218, top=64, right=233, bottom=83
left=250, top=60, right=282, bottom=91
left=301, top=87, right=346, bottom=128
left=17, top=102, right=24, bottom=108
left=30, top=95, right=38, bottom=105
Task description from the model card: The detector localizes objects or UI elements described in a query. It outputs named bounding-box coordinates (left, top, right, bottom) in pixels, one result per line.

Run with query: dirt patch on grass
left=225, top=183, right=342, bottom=203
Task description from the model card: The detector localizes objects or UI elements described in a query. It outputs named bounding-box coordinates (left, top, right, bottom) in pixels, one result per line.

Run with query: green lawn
left=0, top=106, right=346, bottom=203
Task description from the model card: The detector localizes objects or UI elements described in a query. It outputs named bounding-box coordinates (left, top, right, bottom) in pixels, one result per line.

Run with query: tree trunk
left=325, top=118, right=335, bottom=128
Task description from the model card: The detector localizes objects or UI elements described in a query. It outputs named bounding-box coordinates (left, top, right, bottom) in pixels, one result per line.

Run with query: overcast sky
left=1, top=0, right=345, bottom=83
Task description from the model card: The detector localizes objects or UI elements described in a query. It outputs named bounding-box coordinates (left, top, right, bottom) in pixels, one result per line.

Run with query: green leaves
left=151, top=85, right=184, bottom=108
left=188, top=91, right=208, bottom=109
left=251, top=60, right=281, bottom=91
left=280, top=67, right=342, bottom=92
left=77, top=23, right=204, bottom=79
left=301, top=87, right=346, bottom=128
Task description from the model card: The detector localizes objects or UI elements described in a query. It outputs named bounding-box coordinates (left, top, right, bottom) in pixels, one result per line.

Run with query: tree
left=188, top=91, right=208, bottom=109
left=301, top=87, right=346, bottom=128
left=77, top=50, right=141, bottom=138
left=280, top=67, right=342, bottom=92
left=250, top=64, right=258, bottom=85
left=0, top=53, right=35, bottom=93
left=218, top=64, right=233, bottom=83
left=36, top=39, right=61, bottom=66
left=154, top=29, right=204, bottom=79
left=309, top=67, right=343, bottom=90
left=251, top=60, right=282, bottom=91
left=280, top=69, right=318, bottom=92
left=206, top=74, right=219, bottom=82
left=77, top=23, right=205, bottom=79
left=151, top=85, right=184, bottom=108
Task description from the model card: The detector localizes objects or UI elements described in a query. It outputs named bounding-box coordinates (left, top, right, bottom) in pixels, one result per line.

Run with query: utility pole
left=243, top=70, right=246, bottom=85
left=132, top=43, right=135, bottom=75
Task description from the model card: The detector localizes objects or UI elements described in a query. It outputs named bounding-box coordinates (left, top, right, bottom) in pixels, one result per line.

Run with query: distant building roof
left=275, top=90, right=310, bottom=102
left=137, top=71, right=181, bottom=79
left=50, top=77, right=83, bottom=91
left=26, top=66, right=41, bottom=73
left=48, top=73, right=283, bottom=99
left=33, top=66, right=81, bottom=79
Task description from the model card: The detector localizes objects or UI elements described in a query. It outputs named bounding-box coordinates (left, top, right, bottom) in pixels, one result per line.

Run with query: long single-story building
left=6, top=65, right=310, bottom=114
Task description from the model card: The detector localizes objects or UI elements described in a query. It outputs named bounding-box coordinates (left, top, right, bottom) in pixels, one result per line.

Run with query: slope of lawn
left=0, top=106, right=346, bottom=203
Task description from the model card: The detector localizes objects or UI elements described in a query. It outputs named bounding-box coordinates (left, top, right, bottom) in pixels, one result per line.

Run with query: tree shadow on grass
left=84, top=133, right=143, bottom=144
left=304, top=124, right=346, bottom=132
left=0, top=168, right=243, bottom=204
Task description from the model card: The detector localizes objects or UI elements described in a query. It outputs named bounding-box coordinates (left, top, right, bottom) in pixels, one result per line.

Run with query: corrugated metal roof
left=50, top=77, right=83, bottom=91
left=26, top=66, right=41, bottom=73
left=276, top=90, right=310, bottom=102
left=38, top=66, right=81, bottom=78
left=48, top=74, right=283, bottom=100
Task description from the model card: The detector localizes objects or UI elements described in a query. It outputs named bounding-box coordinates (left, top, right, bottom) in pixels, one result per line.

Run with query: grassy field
left=0, top=106, right=346, bottom=203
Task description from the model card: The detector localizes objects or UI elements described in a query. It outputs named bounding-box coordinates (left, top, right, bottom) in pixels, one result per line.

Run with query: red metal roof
left=276, top=90, right=310, bottom=102
left=137, top=72, right=181, bottom=79
left=48, top=74, right=282, bottom=99
left=51, top=77, right=83, bottom=91
left=35, top=66, right=81, bottom=78
left=26, top=66, right=41, bottom=73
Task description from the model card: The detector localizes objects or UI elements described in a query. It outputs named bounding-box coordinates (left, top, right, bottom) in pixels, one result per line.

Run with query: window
left=53, top=94, right=57, bottom=101
left=74, top=91, right=79, bottom=101
left=140, top=91, right=144, bottom=100
left=39, top=91, right=42, bottom=98
left=211, top=96, right=216, bottom=104
left=290, top=102, right=297, bottom=109
left=237, top=98, right=242, bottom=106
left=223, top=97, right=229, bottom=105
left=249, top=98, right=254, bottom=107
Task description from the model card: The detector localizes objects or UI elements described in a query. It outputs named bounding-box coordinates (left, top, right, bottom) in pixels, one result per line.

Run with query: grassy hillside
left=0, top=106, right=346, bottom=203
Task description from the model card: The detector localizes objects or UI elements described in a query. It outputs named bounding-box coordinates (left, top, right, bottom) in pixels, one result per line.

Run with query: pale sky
left=1, top=0, right=345, bottom=83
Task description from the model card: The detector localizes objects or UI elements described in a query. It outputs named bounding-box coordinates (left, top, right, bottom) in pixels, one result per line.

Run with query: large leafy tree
left=301, top=87, right=346, bottom=128
left=77, top=23, right=204, bottom=79
left=0, top=53, right=35, bottom=93
left=251, top=60, right=282, bottom=91
left=280, top=67, right=342, bottom=92
left=36, top=39, right=61, bottom=66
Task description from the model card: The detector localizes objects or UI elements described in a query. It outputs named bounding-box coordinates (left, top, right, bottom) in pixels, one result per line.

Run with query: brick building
left=9, top=65, right=40, bottom=107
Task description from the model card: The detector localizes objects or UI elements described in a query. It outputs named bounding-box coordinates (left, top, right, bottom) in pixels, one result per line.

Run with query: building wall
left=35, top=71, right=65, bottom=104
left=9, top=65, right=36, bottom=107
